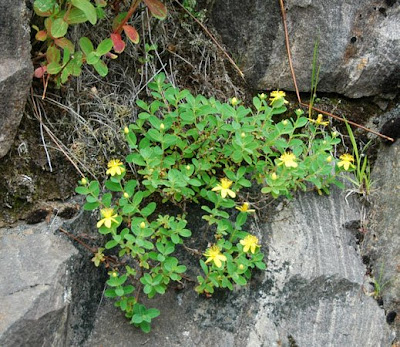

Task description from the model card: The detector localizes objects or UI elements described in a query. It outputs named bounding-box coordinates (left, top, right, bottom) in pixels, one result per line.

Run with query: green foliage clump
left=75, top=73, right=352, bottom=332
left=32, top=0, right=167, bottom=86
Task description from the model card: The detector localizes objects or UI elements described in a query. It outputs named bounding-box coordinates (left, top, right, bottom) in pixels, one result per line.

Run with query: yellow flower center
left=220, top=178, right=233, bottom=189
left=240, top=235, right=260, bottom=254
left=278, top=152, right=298, bottom=168
left=106, top=159, right=125, bottom=176
left=204, top=245, right=227, bottom=268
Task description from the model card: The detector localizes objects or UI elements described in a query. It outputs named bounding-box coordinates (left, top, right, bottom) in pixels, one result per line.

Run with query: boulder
left=85, top=188, right=392, bottom=346
left=0, top=211, right=105, bottom=347
left=207, top=0, right=400, bottom=98
left=364, top=138, right=400, bottom=340
left=0, top=0, right=33, bottom=158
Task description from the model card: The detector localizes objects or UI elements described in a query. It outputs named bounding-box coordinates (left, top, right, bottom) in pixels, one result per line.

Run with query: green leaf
left=79, top=37, right=94, bottom=56
left=105, top=180, right=122, bottom=192
left=66, top=8, right=88, bottom=24
left=51, top=18, right=68, bottom=38
left=141, top=202, right=156, bottom=217
left=87, top=51, right=100, bottom=65
left=75, top=186, right=89, bottom=195
left=131, top=314, right=143, bottom=324
left=46, top=46, right=60, bottom=64
left=93, top=60, right=108, bottom=77
left=71, top=0, right=97, bottom=25
left=147, top=308, right=160, bottom=319
left=96, top=38, right=113, bottom=56
left=47, top=62, right=62, bottom=74
left=34, top=0, right=56, bottom=14
left=83, top=201, right=100, bottom=210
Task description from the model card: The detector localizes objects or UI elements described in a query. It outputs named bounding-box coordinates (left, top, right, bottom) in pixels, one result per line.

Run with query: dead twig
left=278, top=0, right=394, bottom=142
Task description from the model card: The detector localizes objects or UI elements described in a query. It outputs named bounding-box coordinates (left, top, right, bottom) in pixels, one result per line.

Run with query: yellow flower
left=236, top=202, right=255, bottom=213
left=212, top=178, right=236, bottom=198
left=269, top=90, right=288, bottom=105
left=278, top=152, right=298, bottom=168
left=97, top=208, right=119, bottom=228
left=309, top=114, right=329, bottom=126
left=240, top=235, right=260, bottom=254
left=204, top=245, right=227, bottom=268
left=106, top=159, right=125, bottom=176
left=231, top=97, right=238, bottom=106
left=338, top=153, right=355, bottom=171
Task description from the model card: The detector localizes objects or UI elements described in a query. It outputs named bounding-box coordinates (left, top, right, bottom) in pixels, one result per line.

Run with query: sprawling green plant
left=32, top=0, right=167, bottom=86
left=75, top=73, right=353, bottom=332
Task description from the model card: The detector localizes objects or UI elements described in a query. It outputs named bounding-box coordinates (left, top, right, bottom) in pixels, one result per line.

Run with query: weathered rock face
left=365, top=138, right=400, bottom=340
left=0, top=211, right=105, bottom=347
left=0, top=0, right=33, bottom=158
left=85, top=189, right=392, bottom=346
left=208, top=0, right=400, bottom=98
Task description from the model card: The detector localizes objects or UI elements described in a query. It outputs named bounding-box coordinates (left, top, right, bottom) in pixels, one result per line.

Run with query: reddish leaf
left=35, top=30, right=48, bottom=41
left=111, top=33, right=126, bottom=53
left=123, top=25, right=139, bottom=44
left=34, top=66, right=47, bottom=78
left=106, top=52, right=118, bottom=59
left=54, top=38, right=75, bottom=53
left=143, top=0, right=167, bottom=20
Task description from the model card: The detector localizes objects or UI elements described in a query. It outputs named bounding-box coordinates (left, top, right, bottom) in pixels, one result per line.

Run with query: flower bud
left=160, top=123, right=165, bottom=130
left=326, top=156, right=333, bottom=163
left=81, top=177, right=88, bottom=185
left=241, top=132, right=246, bottom=138
left=124, top=126, right=129, bottom=134
left=239, top=264, right=244, bottom=270
left=282, top=120, right=288, bottom=126
left=140, top=221, right=146, bottom=229
left=123, top=192, right=129, bottom=198
left=186, top=165, right=191, bottom=170
left=271, top=173, right=278, bottom=180
left=332, top=131, right=338, bottom=137
left=231, top=97, right=238, bottom=106
left=112, top=272, right=118, bottom=277
left=259, top=93, right=266, bottom=100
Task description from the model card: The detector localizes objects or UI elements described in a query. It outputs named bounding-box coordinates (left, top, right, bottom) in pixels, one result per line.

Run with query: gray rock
left=208, top=0, right=400, bottom=98
left=364, top=139, right=400, bottom=340
left=0, top=0, right=33, bottom=158
left=0, top=211, right=105, bottom=347
left=85, top=189, right=392, bottom=346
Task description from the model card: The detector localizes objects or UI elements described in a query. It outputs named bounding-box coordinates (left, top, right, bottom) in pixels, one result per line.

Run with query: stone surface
left=0, top=211, right=105, bottom=347
left=364, top=138, right=400, bottom=341
left=85, top=189, right=392, bottom=346
left=0, top=0, right=33, bottom=158
left=208, top=0, right=400, bottom=98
